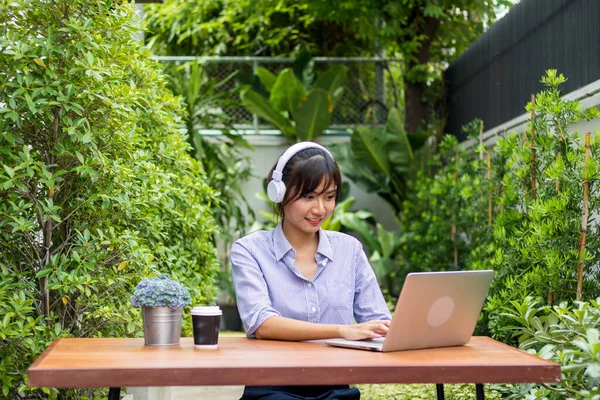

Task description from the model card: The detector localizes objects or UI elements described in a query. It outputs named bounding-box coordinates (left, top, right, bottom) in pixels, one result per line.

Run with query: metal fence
left=155, top=56, right=403, bottom=133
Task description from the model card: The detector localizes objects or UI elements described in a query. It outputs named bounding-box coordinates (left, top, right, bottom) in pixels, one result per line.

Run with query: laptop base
left=324, top=338, right=384, bottom=352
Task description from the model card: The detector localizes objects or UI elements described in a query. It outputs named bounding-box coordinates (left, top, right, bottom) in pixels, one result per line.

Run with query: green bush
left=501, top=297, right=600, bottom=399
left=164, top=61, right=255, bottom=304
left=399, top=70, right=600, bottom=397
left=401, top=131, right=493, bottom=274
left=0, top=1, right=217, bottom=398
left=483, top=71, right=600, bottom=343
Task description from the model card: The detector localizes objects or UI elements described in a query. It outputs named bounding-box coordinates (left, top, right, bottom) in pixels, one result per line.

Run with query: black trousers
left=240, top=385, right=360, bottom=400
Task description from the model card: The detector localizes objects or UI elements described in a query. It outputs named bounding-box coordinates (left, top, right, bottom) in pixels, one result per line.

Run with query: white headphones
left=267, top=142, right=335, bottom=203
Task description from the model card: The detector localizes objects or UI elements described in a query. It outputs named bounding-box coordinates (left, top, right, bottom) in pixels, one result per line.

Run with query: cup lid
left=191, top=306, right=223, bottom=316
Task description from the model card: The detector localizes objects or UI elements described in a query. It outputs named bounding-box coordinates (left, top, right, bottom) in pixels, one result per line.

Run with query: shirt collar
left=316, top=229, right=334, bottom=262
left=273, top=222, right=293, bottom=261
left=273, top=221, right=334, bottom=263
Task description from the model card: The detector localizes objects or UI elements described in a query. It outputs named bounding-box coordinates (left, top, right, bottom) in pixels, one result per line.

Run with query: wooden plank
left=28, top=337, right=560, bottom=388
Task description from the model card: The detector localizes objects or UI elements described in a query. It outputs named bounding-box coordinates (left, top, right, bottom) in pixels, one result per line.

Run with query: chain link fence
left=156, top=56, right=403, bottom=133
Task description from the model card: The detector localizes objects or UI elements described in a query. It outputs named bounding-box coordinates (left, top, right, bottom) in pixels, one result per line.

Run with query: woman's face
left=282, top=179, right=336, bottom=236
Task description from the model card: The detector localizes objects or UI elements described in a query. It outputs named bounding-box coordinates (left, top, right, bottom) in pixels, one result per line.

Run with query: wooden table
left=28, top=336, right=560, bottom=400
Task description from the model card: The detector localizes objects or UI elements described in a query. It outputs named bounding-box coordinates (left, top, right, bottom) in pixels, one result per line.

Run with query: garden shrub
left=401, top=130, right=493, bottom=275
left=0, top=0, right=217, bottom=398
left=164, top=61, right=255, bottom=304
left=484, top=71, right=600, bottom=343
left=501, top=297, right=600, bottom=399
left=400, top=70, right=600, bottom=397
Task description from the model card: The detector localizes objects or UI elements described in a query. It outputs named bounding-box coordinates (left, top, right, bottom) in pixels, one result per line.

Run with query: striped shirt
left=231, top=222, right=391, bottom=335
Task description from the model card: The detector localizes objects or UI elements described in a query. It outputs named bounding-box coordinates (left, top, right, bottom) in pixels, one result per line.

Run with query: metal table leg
left=108, top=387, right=121, bottom=400
left=475, top=384, right=485, bottom=400
left=436, top=384, right=445, bottom=400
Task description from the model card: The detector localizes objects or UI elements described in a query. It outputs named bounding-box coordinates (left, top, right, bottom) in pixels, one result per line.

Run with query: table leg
left=108, top=387, right=121, bottom=400
left=436, top=384, right=445, bottom=400
left=475, top=384, right=485, bottom=400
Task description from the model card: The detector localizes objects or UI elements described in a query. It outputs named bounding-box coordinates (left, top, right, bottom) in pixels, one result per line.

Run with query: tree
left=298, top=0, right=512, bottom=134
left=0, top=0, right=217, bottom=397
left=144, top=0, right=512, bottom=135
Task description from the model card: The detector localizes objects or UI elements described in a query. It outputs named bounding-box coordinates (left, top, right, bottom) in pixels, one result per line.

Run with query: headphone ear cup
left=267, top=180, right=286, bottom=203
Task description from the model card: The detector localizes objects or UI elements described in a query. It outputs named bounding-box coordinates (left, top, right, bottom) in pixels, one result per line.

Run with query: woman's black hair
left=267, top=147, right=342, bottom=217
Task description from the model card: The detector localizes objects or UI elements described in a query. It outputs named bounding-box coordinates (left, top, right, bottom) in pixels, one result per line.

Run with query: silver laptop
left=325, top=270, right=494, bottom=352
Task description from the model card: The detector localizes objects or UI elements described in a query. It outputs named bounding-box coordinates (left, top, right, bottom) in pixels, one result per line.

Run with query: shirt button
left=308, top=283, right=312, bottom=288
left=312, top=306, right=316, bottom=313
left=321, top=260, right=327, bottom=266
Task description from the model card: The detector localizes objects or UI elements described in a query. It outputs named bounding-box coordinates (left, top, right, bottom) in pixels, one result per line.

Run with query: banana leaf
left=293, top=50, right=315, bottom=88
left=351, top=126, right=392, bottom=177
left=314, top=65, right=347, bottom=107
left=331, top=143, right=384, bottom=194
left=236, top=71, right=269, bottom=98
left=295, top=88, right=332, bottom=141
left=240, top=87, right=295, bottom=140
left=255, top=67, right=277, bottom=92
left=376, top=223, right=404, bottom=258
left=269, top=68, right=305, bottom=119
left=321, top=197, right=356, bottom=231
left=339, top=213, right=379, bottom=254
left=386, top=108, right=414, bottom=172
left=222, top=131, right=254, bottom=151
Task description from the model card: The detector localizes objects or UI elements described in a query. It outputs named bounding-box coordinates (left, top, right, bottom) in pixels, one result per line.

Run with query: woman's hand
left=338, top=320, right=391, bottom=341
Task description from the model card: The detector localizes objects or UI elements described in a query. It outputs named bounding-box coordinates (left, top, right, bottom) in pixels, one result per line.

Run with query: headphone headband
left=267, top=141, right=334, bottom=203
left=272, top=142, right=334, bottom=183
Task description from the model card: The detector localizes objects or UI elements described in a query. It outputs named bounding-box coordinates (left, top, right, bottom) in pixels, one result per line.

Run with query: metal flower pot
left=142, top=306, right=182, bottom=346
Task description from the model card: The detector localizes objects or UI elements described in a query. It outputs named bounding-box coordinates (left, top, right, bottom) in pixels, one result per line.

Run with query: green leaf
left=295, top=88, right=331, bottom=141
left=385, top=108, right=413, bottom=170
left=222, top=132, right=254, bottom=150
left=240, top=87, right=295, bottom=138
left=3, top=165, right=15, bottom=178
left=423, top=4, right=445, bottom=18
left=6, top=111, right=19, bottom=122
left=54, top=323, right=61, bottom=336
left=269, top=68, right=305, bottom=118
left=292, top=50, right=314, bottom=87
left=35, top=269, right=53, bottom=278
left=3, top=133, right=16, bottom=145
left=2, top=313, right=11, bottom=327
left=314, top=65, right=347, bottom=106
left=377, top=224, right=398, bottom=258
left=255, top=67, right=277, bottom=92
left=340, top=214, right=379, bottom=253
left=351, top=127, right=391, bottom=176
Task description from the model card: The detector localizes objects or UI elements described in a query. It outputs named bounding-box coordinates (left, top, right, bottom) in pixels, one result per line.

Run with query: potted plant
left=131, top=274, right=192, bottom=346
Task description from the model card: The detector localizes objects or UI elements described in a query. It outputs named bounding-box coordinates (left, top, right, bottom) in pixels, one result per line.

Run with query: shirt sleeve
left=230, top=240, right=282, bottom=335
left=352, top=239, right=392, bottom=323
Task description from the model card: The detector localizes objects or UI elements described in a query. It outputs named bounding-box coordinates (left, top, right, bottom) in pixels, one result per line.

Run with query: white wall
left=238, top=135, right=398, bottom=231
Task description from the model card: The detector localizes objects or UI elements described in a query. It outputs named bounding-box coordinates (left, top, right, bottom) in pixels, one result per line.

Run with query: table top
left=28, top=336, right=560, bottom=388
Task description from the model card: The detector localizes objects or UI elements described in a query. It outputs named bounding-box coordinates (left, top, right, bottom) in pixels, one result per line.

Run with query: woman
left=231, top=142, right=391, bottom=400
